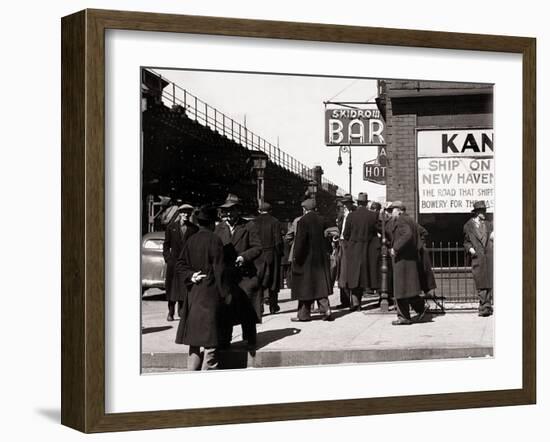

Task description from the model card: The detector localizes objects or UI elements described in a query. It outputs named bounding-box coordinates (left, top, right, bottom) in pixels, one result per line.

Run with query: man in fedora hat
left=342, top=192, right=379, bottom=311
left=253, top=201, right=284, bottom=315
left=386, top=201, right=428, bottom=325
left=214, top=193, right=263, bottom=349
left=334, top=194, right=354, bottom=309
left=162, top=203, right=198, bottom=321
left=464, top=201, right=494, bottom=317
left=175, top=206, right=230, bottom=370
left=290, top=198, right=334, bottom=321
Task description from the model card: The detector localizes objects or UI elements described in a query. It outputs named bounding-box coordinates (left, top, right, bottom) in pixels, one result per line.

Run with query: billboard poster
left=417, top=129, right=494, bottom=213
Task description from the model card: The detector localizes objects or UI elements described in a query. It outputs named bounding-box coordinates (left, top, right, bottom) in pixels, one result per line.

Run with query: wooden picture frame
left=61, top=9, right=536, bottom=433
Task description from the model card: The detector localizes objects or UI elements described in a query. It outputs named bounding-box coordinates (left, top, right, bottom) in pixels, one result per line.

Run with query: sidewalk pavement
left=141, top=289, right=493, bottom=373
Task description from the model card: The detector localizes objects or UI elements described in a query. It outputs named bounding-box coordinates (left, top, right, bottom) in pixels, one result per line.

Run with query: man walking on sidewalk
left=387, top=201, right=428, bottom=325
left=463, top=201, right=494, bottom=317
left=290, top=199, right=334, bottom=322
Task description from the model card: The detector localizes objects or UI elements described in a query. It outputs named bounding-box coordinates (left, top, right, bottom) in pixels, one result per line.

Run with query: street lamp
left=337, top=145, right=352, bottom=195
left=250, top=150, right=268, bottom=207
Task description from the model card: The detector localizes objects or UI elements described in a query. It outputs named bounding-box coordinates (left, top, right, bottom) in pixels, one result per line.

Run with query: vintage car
left=141, top=231, right=166, bottom=294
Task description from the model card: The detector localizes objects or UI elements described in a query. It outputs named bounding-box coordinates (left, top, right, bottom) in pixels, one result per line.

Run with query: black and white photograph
left=140, top=68, right=494, bottom=373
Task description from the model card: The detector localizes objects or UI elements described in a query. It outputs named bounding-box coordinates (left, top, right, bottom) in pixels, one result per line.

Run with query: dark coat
left=343, top=206, right=379, bottom=289
left=368, top=234, right=382, bottom=290
left=163, top=220, right=198, bottom=302
left=463, top=218, right=493, bottom=289
left=253, top=213, right=283, bottom=292
left=389, top=213, right=422, bottom=299
left=214, top=218, right=263, bottom=322
left=291, top=211, right=333, bottom=301
left=175, top=229, right=230, bottom=347
left=417, top=224, right=437, bottom=293
left=336, top=212, right=349, bottom=289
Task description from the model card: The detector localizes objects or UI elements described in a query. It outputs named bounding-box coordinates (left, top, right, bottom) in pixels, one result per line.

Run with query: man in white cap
left=463, top=201, right=494, bottom=316
left=162, top=203, right=198, bottom=321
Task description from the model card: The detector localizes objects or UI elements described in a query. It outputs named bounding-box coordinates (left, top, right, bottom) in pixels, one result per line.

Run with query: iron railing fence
left=147, top=69, right=343, bottom=193
left=427, top=242, right=478, bottom=305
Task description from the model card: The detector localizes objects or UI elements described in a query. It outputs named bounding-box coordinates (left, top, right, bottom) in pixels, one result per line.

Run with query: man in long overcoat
left=162, top=204, right=198, bottom=321
left=175, top=206, right=230, bottom=370
left=387, top=201, right=428, bottom=325
left=343, top=192, right=379, bottom=310
left=214, top=194, right=263, bottom=349
left=253, top=202, right=283, bottom=315
left=463, top=200, right=494, bottom=316
left=290, top=199, right=334, bottom=322
left=367, top=202, right=383, bottom=292
left=335, top=195, right=354, bottom=308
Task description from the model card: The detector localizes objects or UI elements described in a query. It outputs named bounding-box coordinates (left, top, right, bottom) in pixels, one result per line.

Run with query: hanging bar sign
left=325, top=108, right=386, bottom=146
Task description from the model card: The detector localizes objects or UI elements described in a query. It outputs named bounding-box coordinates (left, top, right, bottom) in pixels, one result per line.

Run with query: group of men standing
left=160, top=190, right=494, bottom=370
left=162, top=194, right=284, bottom=370
left=332, top=194, right=434, bottom=325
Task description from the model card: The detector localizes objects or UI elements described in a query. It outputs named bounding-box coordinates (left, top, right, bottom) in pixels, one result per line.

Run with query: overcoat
left=214, top=218, right=263, bottom=323
left=285, top=215, right=302, bottom=263
left=389, top=213, right=422, bottom=299
left=463, top=218, right=493, bottom=289
left=336, top=212, right=349, bottom=289
left=175, top=229, right=230, bottom=347
left=291, top=211, right=333, bottom=301
left=253, top=213, right=283, bottom=292
left=162, top=220, right=198, bottom=302
left=368, top=234, right=382, bottom=290
left=343, top=206, right=379, bottom=289
left=417, top=224, right=437, bottom=293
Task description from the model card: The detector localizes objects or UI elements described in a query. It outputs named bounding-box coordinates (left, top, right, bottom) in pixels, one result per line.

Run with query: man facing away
left=386, top=201, right=429, bottom=325
left=290, top=198, right=334, bottom=322
left=343, top=192, right=379, bottom=311
left=253, top=202, right=284, bottom=315
left=162, top=203, right=198, bottom=321
left=175, top=206, right=230, bottom=370
left=463, top=200, right=494, bottom=317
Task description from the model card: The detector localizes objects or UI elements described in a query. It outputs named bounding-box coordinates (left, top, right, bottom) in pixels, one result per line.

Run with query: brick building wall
left=378, top=79, right=493, bottom=242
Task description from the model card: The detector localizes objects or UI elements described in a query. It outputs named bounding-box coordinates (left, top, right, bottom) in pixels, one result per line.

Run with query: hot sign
left=363, top=163, right=386, bottom=184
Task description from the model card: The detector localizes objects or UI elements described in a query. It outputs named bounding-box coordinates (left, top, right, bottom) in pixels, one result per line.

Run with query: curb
left=142, top=346, right=493, bottom=372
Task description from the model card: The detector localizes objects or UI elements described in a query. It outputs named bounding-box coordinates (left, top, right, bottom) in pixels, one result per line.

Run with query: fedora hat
left=471, top=200, right=487, bottom=212
left=357, top=192, right=369, bottom=203
left=258, top=201, right=272, bottom=211
left=219, top=193, right=242, bottom=208
left=196, top=205, right=219, bottom=223
left=301, top=198, right=316, bottom=210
